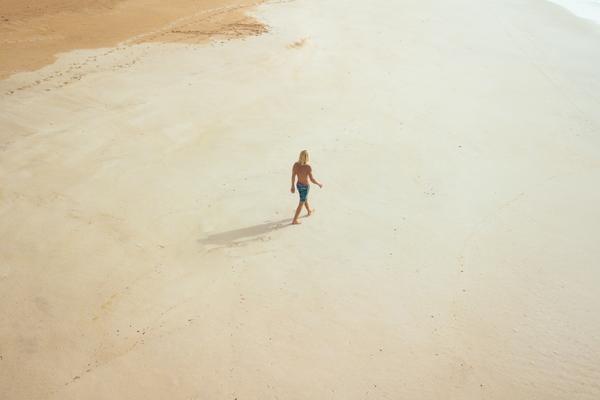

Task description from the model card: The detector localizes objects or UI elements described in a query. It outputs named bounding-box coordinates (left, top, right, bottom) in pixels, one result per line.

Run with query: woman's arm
left=309, top=170, right=323, bottom=188
left=290, top=163, right=297, bottom=193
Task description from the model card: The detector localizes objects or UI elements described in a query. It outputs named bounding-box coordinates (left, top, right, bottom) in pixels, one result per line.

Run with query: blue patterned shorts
left=296, top=183, right=309, bottom=202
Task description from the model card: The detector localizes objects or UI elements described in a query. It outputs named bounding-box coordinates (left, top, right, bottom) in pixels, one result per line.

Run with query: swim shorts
left=296, top=183, right=309, bottom=202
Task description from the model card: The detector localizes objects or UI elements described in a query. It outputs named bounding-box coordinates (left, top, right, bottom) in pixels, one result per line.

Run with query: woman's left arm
left=309, top=169, right=323, bottom=188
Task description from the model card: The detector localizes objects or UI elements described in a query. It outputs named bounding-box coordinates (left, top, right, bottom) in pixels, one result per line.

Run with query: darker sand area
left=0, top=0, right=266, bottom=79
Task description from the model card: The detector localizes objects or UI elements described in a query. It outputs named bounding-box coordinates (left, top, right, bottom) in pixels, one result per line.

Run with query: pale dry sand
left=1, top=0, right=600, bottom=399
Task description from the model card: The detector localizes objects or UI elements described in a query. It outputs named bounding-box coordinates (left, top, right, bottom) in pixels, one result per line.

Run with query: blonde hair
left=298, top=150, right=309, bottom=165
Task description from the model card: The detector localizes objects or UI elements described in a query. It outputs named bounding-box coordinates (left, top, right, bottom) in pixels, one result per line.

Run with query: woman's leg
left=292, top=202, right=304, bottom=224
left=304, top=200, right=312, bottom=216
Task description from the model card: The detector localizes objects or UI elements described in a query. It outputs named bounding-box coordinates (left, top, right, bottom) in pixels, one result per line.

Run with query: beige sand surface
left=1, top=0, right=600, bottom=399
left=0, top=0, right=266, bottom=79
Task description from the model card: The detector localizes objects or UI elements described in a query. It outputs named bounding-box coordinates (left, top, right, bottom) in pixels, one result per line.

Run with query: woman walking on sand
left=290, top=150, right=323, bottom=225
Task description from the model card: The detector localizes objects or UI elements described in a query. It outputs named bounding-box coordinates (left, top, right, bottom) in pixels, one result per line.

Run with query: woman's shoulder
left=293, top=162, right=311, bottom=169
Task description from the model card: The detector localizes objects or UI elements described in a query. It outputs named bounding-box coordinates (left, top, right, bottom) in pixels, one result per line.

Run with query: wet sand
left=1, top=0, right=600, bottom=399
left=0, top=0, right=266, bottom=79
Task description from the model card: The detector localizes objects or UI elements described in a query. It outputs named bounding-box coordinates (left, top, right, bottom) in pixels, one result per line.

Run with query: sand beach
left=1, top=0, right=600, bottom=399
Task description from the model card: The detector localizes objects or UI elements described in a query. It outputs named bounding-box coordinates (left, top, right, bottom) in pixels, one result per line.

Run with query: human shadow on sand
left=199, top=218, right=291, bottom=250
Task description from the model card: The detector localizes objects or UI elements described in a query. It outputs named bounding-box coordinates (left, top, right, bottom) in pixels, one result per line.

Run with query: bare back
left=293, top=162, right=312, bottom=185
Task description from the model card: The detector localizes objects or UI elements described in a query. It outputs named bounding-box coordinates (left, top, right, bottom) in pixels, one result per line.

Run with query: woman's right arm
left=290, top=163, right=297, bottom=193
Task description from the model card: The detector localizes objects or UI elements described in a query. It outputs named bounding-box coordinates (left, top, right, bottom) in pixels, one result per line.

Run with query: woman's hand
left=291, top=186, right=295, bottom=193
left=318, top=183, right=323, bottom=189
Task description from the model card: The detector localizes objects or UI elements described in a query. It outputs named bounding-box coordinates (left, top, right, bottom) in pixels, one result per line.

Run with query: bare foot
left=307, top=208, right=314, bottom=217
left=291, top=219, right=301, bottom=225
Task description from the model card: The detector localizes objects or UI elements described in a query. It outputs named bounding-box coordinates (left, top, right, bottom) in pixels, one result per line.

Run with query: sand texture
left=1, top=0, right=600, bottom=399
left=0, top=0, right=266, bottom=79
